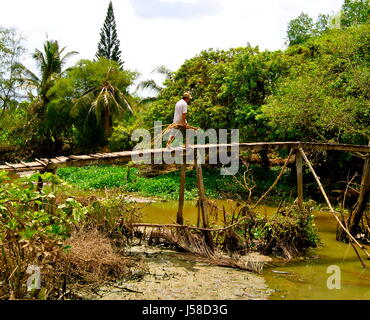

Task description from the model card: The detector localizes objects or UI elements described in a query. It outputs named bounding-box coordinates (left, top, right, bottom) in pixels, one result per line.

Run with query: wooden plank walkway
left=0, top=141, right=369, bottom=173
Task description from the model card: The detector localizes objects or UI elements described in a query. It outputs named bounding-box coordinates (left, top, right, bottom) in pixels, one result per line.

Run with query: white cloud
left=0, top=0, right=343, bottom=95
left=128, top=0, right=221, bottom=19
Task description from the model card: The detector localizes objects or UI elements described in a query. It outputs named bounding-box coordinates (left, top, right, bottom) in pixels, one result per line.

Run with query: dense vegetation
left=0, top=0, right=368, bottom=300
left=0, top=0, right=368, bottom=158
left=57, top=164, right=295, bottom=201
left=0, top=171, right=146, bottom=299
left=0, top=0, right=367, bottom=221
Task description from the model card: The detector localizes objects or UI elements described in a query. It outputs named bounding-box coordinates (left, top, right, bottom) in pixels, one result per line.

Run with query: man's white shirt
left=173, top=99, right=188, bottom=124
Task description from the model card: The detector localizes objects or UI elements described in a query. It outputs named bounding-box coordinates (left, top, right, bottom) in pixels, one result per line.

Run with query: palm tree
left=72, top=65, right=133, bottom=140
left=25, top=40, right=78, bottom=118
left=22, top=40, right=78, bottom=155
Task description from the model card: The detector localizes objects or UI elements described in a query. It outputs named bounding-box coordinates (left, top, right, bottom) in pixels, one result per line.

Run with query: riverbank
left=88, top=244, right=273, bottom=300
left=2, top=170, right=368, bottom=300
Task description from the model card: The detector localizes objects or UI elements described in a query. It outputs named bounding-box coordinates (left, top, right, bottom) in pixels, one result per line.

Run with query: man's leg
left=166, top=126, right=179, bottom=148
left=166, top=135, right=175, bottom=148
left=183, top=128, right=190, bottom=148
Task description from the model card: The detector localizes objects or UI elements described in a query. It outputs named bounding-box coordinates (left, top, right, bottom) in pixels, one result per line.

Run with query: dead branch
left=299, top=147, right=370, bottom=263
left=253, top=148, right=294, bottom=209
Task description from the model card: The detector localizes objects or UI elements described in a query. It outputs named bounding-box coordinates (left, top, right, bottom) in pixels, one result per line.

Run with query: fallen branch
left=253, top=148, right=294, bottom=209
left=299, top=147, right=370, bottom=263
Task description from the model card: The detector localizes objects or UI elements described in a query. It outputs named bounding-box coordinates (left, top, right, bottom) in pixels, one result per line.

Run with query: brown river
left=135, top=200, right=370, bottom=300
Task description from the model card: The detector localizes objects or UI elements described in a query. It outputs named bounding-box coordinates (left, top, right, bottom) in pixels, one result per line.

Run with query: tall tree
left=96, top=1, right=123, bottom=68
left=0, top=27, right=26, bottom=118
left=23, top=40, right=77, bottom=154
left=286, top=12, right=331, bottom=47
left=286, top=13, right=315, bottom=46
left=53, top=59, right=135, bottom=142
left=25, top=40, right=77, bottom=118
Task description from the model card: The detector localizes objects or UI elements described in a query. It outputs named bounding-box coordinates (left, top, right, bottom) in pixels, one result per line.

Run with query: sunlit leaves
left=261, top=24, right=370, bottom=143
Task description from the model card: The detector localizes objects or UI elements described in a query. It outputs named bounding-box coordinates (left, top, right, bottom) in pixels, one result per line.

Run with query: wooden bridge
left=1, top=141, right=369, bottom=263
left=1, top=141, right=369, bottom=173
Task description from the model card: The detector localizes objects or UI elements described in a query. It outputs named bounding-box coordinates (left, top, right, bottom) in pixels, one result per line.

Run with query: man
left=166, top=92, right=192, bottom=148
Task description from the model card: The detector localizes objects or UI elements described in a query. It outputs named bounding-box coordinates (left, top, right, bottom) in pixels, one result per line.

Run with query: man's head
left=182, top=92, right=193, bottom=103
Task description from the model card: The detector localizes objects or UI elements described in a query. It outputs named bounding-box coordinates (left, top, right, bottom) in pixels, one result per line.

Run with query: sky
left=0, top=0, right=343, bottom=95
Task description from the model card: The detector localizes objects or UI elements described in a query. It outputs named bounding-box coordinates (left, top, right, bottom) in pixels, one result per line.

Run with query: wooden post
left=350, top=155, right=370, bottom=235
left=195, top=159, right=214, bottom=251
left=197, top=199, right=201, bottom=228
left=176, top=162, right=187, bottom=225
left=296, top=150, right=303, bottom=210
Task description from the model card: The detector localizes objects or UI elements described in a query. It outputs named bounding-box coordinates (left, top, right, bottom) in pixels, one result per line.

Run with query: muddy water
left=139, top=200, right=370, bottom=300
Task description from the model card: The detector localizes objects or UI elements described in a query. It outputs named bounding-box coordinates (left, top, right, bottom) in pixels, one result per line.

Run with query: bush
left=0, top=171, right=87, bottom=299
left=220, top=202, right=319, bottom=259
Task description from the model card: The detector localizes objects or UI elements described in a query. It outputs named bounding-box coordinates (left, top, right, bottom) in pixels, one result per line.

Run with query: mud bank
left=93, top=245, right=273, bottom=300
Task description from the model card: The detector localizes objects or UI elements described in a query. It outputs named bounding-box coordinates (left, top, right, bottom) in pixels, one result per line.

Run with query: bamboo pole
left=176, top=162, right=187, bottom=225
left=296, top=150, right=304, bottom=210
left=195, top=154, right=214, bottom=251
left=253, top=148, right=294, bottom=209
left=299, top=147, right=370, bottom=261
left=196, top=199, right=201, bottom=228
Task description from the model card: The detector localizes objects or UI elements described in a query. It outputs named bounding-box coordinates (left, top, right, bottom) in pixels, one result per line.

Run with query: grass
left=57, top=164, right=297, bottom=201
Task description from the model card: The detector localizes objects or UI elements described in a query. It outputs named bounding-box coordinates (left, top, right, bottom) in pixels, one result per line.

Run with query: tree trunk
left=259, top=150, right=269, bottom=168
left=350, top=156, right=370, bottom=236
left=103, top=111, right=113, bottom=140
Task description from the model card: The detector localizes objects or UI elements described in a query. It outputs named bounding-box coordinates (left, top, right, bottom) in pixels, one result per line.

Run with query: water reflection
left=139, top=200, right=370, bottom=300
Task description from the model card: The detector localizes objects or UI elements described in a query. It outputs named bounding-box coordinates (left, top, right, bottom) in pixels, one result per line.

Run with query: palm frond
left=152, top=65, right=173, bottom=80
left=116, top=89, right=133, bottom=114
left=139, top=96, right=159, bottom=104
left=60, top=50, right=79, bottom=67
left=136, top=79, right=162, bottom=93
left=71, top=91, right=95, bottom=117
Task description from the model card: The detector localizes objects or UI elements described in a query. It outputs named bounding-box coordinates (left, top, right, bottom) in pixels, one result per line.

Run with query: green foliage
left=223, top=203, right=319, bottom=258
left=108, top=121, right=141, bottom=152
left=21, top=40, right=78, bottom=156
left=286, top=12, right=331, bottom=47
left=341, top=0, right=370, bottom=27
left=286, top=13, right=315, bottom=46
left=57, top=164, right=296, bottom=202
left=261, top=24, right=370, bottom=143
left=137, top=47, right=289, bottom=144
left=0, top=27, right=26, bottom=117
left=0, top=106, right=28, bottom=148
left=0, top=171, right=85, bottom=240
left=47, top=58, right=137, bottom=151
left=0, top=171, right=87, bottom=299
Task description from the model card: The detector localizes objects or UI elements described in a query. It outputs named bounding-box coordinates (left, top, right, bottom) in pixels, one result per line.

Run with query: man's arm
left=181, top=112, right=187, bottom=126
left=181, top=101, right=188, bottom=126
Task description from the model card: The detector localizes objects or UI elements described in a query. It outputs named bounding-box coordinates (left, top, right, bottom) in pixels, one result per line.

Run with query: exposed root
left=135, top=226, right=265, bottom=273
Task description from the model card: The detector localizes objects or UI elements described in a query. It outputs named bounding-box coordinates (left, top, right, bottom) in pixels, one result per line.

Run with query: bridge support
left=175, top=151, right=214, bottom=251
left=195, top=161, right=214, bottom=251
left=176, top=162, right=186, bottom=225
left=296, top=150, right=303, bottom=210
